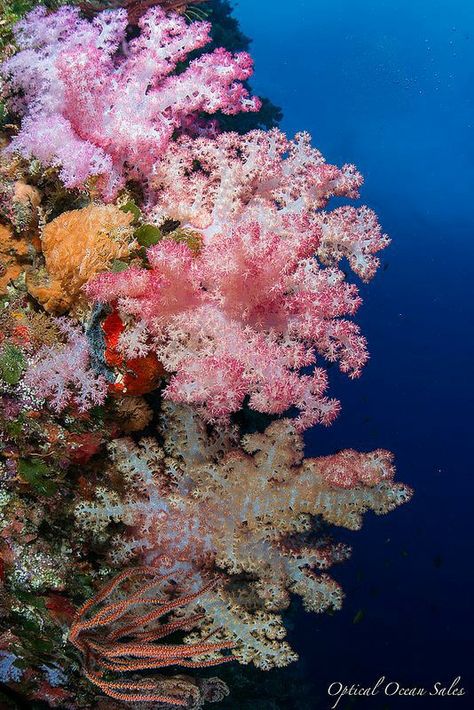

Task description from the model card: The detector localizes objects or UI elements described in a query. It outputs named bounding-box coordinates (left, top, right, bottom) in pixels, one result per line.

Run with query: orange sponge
left=27, top=204, right=135, bottom=313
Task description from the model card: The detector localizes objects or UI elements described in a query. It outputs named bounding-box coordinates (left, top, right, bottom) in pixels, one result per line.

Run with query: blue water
left=232, top=1, right=474, bottom=707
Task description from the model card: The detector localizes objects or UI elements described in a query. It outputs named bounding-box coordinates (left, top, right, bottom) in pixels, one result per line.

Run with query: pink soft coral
left=75, top=410, right=412, bottom=667
left=1, top=6, right=260, bottom=198
left=85, top=126, right=388, bottom=428
left=24, top=319, right=107, bottom=413
left=86, top=221, right=367, bottom=429
left=151, top=130, right=389, bottom=281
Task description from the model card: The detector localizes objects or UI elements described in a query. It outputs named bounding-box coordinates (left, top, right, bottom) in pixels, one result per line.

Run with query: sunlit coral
left=1, top=5, right=260, bottom=198
left=86, top=220, right=367, bottom=429
left=0, top=1, right=410, bottom=704
left=86, top=126, right=390, bottom=427
left=150, top=130, right=389, bottom=281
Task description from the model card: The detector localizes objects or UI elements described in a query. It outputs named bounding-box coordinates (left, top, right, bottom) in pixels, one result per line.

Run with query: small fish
left=433, top=554, right=443, bottom=568
left=352, top=609, right=365, bottom=624
left=401, top=549, right=409, bottom=558
left=383, top=262, right=390, bottom=271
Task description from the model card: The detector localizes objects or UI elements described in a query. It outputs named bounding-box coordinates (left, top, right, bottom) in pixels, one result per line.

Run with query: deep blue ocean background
left=230, top=1, right=474, bottom=708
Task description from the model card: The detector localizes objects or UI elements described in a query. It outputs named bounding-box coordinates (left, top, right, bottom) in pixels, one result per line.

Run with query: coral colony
left=0, top=1, right=411, bottom=706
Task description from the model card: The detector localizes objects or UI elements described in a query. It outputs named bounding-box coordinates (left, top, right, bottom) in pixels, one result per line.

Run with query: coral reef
left=0, top=156, right=41, bottom=233
left=27, top=203, right=135, bottom=313
left=0, top=222, right=29, bottom=293
left=24, top=318, right=108, bottom=412
left=203, top=0, right=283, bottom=133
left=0, top=1, right=411, bottom=706
left=0, top=296, right=233, bottom=706
left=101, top=309, right=167, bottom=395
left=150, top=130, right=388, bottom=281
left=69, top=568, right=235, bottom=703
left=85, top=218, right=371, bottom=430
left=85, top=129, right=389, bottom=429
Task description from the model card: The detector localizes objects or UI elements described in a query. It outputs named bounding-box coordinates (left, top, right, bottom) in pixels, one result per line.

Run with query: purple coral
left=24, top=319, right=107, bottom=413
left=1, top=6, right=260, bottom=198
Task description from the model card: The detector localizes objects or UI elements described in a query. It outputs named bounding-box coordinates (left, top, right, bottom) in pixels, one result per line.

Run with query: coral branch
left=69, top=567, right=234, bottom=703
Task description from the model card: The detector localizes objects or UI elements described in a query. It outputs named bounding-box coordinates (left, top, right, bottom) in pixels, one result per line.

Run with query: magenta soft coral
left=85, top=222, right=368, bottom=429
left=1, top=6, right=260, bottom=198
left=151, top=130, right=389, bottom=281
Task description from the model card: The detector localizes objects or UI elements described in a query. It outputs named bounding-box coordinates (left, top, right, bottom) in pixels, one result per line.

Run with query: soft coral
left=86, top=222, right=366, bottom=429
left=1, top=5, right=260, bottom=198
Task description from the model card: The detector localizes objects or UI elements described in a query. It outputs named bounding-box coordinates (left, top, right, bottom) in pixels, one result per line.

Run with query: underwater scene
left=0, top=0, right=471, bottom=708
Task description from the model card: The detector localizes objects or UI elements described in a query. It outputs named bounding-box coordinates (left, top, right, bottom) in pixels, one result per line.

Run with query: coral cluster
left=1, top=4, right=260, bottom=198
left=69, top=568, right=235, bottom=704
left=0, top=1, right=411, bottom=707
left=75, top=403, right=411, bottom=669
left=27, top=203, right=135, bottom=313
left=150, top=130, right=387, bottom=282
left=86, top=129, right=389, bottom=429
